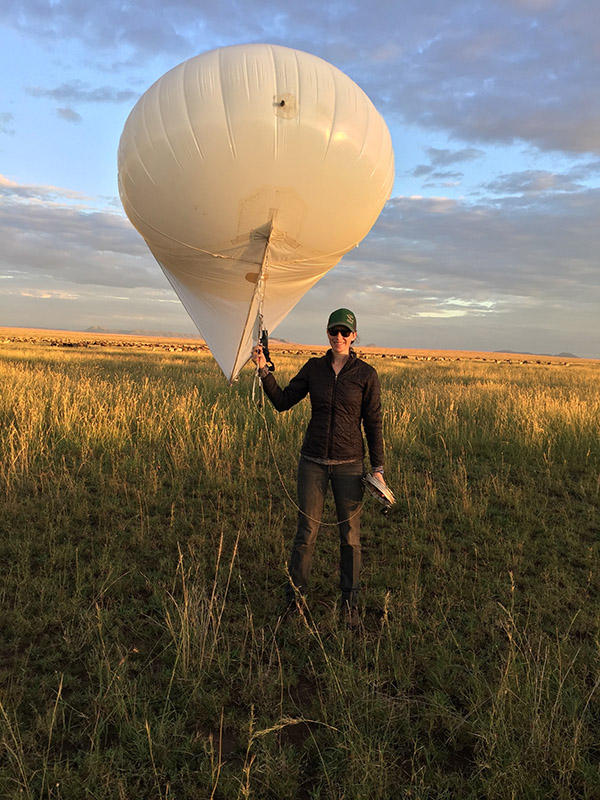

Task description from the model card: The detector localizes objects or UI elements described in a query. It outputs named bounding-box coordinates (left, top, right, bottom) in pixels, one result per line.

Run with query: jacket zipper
left=327, top=372, right=338, bottom=458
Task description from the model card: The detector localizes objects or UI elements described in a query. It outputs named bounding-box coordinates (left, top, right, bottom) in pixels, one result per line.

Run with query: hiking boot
left=341, top=603, right=360, bottom=629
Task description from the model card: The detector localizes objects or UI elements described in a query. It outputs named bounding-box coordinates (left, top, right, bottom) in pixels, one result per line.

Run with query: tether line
left=253, top=377, right=364, bottom=527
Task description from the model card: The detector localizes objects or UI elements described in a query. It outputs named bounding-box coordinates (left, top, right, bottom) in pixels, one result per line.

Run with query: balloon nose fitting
left=274, top=93, right=298, bottom=118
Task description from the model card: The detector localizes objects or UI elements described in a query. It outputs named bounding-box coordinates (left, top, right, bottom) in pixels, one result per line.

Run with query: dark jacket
left=261, top=349, right=384, bottom=469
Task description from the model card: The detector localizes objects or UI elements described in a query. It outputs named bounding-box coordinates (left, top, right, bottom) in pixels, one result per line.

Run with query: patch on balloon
left=274, top=93, right=298, bottom=118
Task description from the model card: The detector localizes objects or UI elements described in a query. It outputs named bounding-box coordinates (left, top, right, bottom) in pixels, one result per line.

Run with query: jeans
left=286, top=457, right=364, bottom=607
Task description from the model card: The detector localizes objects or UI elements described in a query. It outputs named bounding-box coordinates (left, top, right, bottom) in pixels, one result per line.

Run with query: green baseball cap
left=327, top=308, right=357, bottom=332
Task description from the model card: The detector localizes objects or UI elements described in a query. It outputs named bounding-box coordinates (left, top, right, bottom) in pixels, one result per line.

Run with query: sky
left=1, top=0, right=599, bottom=358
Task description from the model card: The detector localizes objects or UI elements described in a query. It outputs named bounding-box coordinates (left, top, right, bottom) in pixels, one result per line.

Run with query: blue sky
left=1, top=0, right=599, bottom=357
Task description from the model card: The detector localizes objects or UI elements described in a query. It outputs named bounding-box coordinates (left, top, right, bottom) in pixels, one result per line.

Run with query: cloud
left=338, top=5, right=600, bottom=157
left=57, top=107, right=83, bottom=124
left=426, top=147, right=484, bottom=167
left=26, top=80, right=139, bottom=105
left=412, top=188, right=596, bottom=267
left=403, top=6, right=599, bottom=155
left=504, top=0, right=559, bottom=9
left=482, top=169, right=582, bottom=196
left=410, top=146, right=484, bottom=181
left=0, top=175, right=19, bottom=189
left=335, top=187, right=600, bottom=350
left=0, top=174, right=89, bottom=202
left=0, top=178, right=160, bottom=290
left=411, top=165, right=435, bottom=178
left=262, top=174, right=600, bottom=353
left=17, top=288, right=79, bottom=300
left=4, top=1, right=599, bottom=155
left=0, top=111, right=15, bottom=135
left=566, top=160, right=600, bottom=182
left=4, top=0, right=225, bottom=54
left=1, top=172, right=598, bottom=355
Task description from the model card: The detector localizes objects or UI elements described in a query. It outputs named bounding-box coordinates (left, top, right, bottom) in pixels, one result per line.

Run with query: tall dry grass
left=1, top=342, right=599, bottom=798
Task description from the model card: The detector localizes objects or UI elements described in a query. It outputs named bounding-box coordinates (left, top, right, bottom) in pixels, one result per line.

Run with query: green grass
left=1, top=343, right=599, bottom=798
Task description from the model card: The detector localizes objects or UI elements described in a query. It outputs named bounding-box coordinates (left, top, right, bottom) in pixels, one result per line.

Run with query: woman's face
left=326, top=325, right=357, bottom=355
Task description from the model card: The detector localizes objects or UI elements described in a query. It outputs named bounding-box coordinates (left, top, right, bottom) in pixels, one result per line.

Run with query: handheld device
left=363, top=473, right=396, bottom=515
left=260, top=330, right=275, bottom=372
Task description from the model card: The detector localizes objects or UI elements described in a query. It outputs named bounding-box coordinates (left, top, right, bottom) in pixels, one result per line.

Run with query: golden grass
left=0, top=338, right=598, bottom=798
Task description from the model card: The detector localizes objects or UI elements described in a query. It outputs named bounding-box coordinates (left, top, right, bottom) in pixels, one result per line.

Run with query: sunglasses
left=328, top=327, right=353, bottom=337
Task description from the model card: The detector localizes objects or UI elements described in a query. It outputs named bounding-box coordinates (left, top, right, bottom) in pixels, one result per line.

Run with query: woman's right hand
left=373, top=470, right=387, bottom=487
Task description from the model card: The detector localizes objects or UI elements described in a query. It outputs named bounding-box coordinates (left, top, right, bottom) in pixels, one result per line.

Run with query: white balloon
left=118, top=43, right=394, bottom=382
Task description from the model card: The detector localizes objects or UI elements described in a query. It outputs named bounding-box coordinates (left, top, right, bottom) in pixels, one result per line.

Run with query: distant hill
left=84, top=327, right=297, bottom=343
left=85, top=326, right=201, bottom=339
left=64, top=330, right=581, bottom=360
left=496, top=349, right=580, bottom=359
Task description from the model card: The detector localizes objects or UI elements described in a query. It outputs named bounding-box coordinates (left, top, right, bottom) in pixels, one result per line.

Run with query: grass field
left=1, top=335, right=599, bottom=799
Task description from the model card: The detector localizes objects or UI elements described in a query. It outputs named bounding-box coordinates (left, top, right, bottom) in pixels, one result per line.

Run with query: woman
left=251, top=308, right=385, bottom=626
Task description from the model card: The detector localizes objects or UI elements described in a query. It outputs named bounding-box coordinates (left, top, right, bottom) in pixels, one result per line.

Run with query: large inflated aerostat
left=118, top=44, right=394, bottom=383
